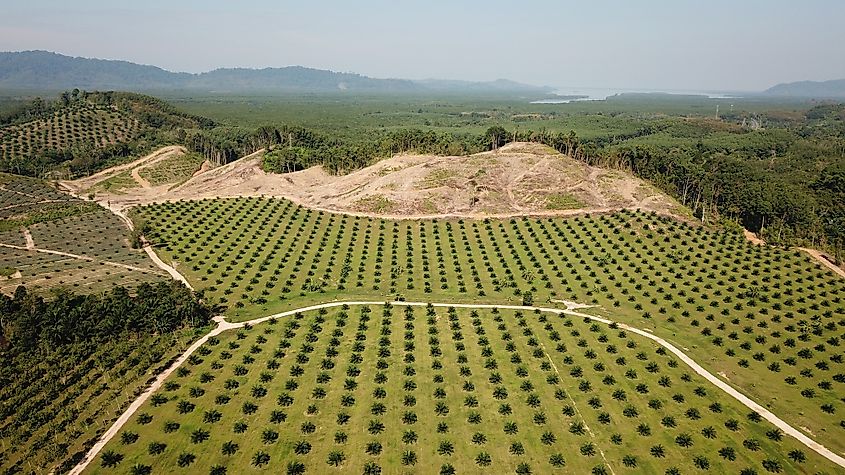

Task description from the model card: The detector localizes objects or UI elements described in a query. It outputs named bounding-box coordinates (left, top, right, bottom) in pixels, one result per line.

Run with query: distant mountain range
left=0, top=51, right=553, bottom=95
left=763, top=79, right=845, bottom=99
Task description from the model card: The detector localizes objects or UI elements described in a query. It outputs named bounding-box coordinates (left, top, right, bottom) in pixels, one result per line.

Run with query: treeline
left=189, top=125, right=486, bottom=174
left=1, top=90, right=213, bottom=129
left=0, top=281, right=213, bottom=356
left=0, top=282, right=214, bottom=474
left=519, top=109, right=845, bottom=257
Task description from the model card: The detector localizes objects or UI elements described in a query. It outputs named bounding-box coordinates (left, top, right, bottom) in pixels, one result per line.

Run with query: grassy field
left=0, top=173, right=165, bottom=295
left=88, top=304, right=833, bottom=474
left=135, top=197, right=845, bottom=463
left=138, top=152, right=205, bottom=187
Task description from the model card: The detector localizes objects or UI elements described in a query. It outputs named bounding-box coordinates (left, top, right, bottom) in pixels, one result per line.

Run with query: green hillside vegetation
left=0, top=282, right=214, bottom=474
left=0, top=174, right=165, bottom=295
left=138, top=152, right=205, bottom=187
left=0, top=90, right=213, bottom=178
left=88, top=304, right=831, bottom=474
left=136, top=198, right=845, bottom=458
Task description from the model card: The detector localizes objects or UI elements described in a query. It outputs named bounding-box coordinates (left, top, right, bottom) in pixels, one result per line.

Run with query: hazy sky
left=2, top=0, right=844, bottom=91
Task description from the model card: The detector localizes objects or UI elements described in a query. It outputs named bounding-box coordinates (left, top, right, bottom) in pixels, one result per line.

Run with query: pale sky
left=2, top=0, right=844, bottom=92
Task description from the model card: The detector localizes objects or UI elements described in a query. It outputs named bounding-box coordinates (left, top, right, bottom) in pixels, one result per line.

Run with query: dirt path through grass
left=63, top=146, right=186, bottom=193
left=69, top=298, right=845, bottom=473
left=799, top=247, right=845, bottom=278
left=0, top=242, right=163, bottom=274
left=21, top=228, right=34, bottom=250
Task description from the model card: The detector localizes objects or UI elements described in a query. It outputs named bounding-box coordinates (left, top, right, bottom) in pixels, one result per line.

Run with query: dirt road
left=63, top=146, right=186, bottom=193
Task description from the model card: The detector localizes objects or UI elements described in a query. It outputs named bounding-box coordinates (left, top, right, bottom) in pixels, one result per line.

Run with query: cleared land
left=84, top=143, right=682, bottom=218
left=86, top=303, right=834, bottom=474
left=0, top=173, right=166, bottom=295
left=133, top=198, right=845, bottom=462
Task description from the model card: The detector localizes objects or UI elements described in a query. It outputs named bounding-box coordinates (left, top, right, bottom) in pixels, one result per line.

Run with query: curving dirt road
left=63, top=146, right=186, bottom=193
left=69, top=297, right=845, bottom=473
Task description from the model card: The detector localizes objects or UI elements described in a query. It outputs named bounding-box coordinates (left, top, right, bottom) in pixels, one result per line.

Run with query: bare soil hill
left=88, top=142, right=684, bottom=218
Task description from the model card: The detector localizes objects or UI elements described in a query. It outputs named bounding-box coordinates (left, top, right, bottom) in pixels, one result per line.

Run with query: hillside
left=0, top=90, right=213, bottom=177
left=61, top=145, right=208, bottom=197
left=74, top=143, right=683, bottom=218
left=0, top=51, right=552, bottom=95
left=763, top=78, right=845, bottom=98
left=0, top=173, right=166, bottom=295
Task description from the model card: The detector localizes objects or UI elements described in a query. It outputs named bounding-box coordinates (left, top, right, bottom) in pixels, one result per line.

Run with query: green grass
left=135, top=197, right=845, bottom=460
left=94, top=171, right=138, bottom=194
left=88, top=305, right=832, bottom=474
left=139, top=152, right=205, bottom=187
left=545, top=193, right=584, bottom=210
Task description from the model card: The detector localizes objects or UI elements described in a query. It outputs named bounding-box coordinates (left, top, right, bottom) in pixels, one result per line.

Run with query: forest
left=0, top=281, right=212, bottom=354
left=0, top=282, right=215, bottom=474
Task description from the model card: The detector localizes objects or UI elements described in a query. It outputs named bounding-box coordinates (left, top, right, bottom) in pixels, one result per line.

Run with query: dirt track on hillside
left=64, top=146, right=186, bottom=193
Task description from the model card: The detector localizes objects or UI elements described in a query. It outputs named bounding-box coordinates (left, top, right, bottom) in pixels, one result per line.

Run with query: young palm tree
left=326, top=450, right=346, bottom=467
left=100, top=450, right=123, bottom=467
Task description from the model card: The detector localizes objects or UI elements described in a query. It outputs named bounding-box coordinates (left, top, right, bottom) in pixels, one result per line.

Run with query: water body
left=531, top=87, right=744, bottom=103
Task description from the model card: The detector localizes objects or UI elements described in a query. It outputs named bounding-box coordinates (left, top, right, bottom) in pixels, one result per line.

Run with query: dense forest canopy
left=0, top=282, right=214, bottom=474
left=0, top=281, right=213, bottom=355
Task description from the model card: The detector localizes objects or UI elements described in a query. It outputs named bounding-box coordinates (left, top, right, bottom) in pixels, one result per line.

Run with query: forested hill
left=0, top=51, right=552, bottom=94
left=0, top=89, right=213, bottom=177
left=763, top=78, right=845, bottom=98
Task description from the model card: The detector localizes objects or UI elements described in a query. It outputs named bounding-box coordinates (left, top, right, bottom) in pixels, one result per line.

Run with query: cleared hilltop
left=67, top=142, right=682, bottom=218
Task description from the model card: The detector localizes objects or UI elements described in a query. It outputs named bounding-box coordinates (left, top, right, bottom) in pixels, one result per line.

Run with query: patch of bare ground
left=92, top=142, right=683, bottom=219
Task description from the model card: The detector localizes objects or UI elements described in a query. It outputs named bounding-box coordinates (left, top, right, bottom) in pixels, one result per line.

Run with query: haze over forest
left=1, top=0, right=845, bottom=92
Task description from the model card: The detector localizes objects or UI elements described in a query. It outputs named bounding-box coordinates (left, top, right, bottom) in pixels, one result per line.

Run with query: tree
left=522, top=291, right=534, bottom=306
left=286, top=462, right=306, bottom=475
left=252, top=451, right=270, bottom=467
left=176, top=452, right=195, bottom=467
left=549, top=453, right=566, bottom=467
left=327, top=450, right=346, bottom=467
left=485, top=126, right=509, bottom=151
left=100, top=450, right=123, bottom=467
left=221, top=441, right=239, bottom=456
